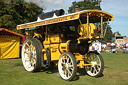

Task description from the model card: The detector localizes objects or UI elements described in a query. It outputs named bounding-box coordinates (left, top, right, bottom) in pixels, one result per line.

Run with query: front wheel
left=85, top=52, right=104, bottom=77
left=58, top=52, right=77, bottom=81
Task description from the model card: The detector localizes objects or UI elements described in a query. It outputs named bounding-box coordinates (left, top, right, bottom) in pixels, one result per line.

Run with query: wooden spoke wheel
left=85, top=52, right=104, bottom=77
left=58, top=52, right=77, bottom=81
left=22, top=38, right=42, bottom=72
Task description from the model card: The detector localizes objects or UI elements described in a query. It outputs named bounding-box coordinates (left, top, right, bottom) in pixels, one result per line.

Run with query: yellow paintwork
left=33, top=32, right=42, bottom=39
left=17, top=14, right=79, bottom=30
left=79, top=10, right=114, bottom=21
left=77, top=60, right=92, bottom=68
left=59, top=40, right=70, bottom=53
left=50, top=34, right=62, bottom=43
left=77, top=61, right=84, bottom=68
left=42, top=32, right=97, bottom=68
left=74, top=53, right=85, bottom=60
left=17, top=10, right=114, bottom=30
left=43, top=48, right=61, bottom=61
left=78, top=23, right=97, bottom=38
left=43, top=35, right=70, bottom=61
left=43, top=34, right=61, bottom=61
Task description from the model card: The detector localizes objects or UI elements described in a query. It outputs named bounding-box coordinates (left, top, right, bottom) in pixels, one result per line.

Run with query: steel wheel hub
left=91, top=61, right=97, bottom=67
left=65, top=63, right=69, bottom=69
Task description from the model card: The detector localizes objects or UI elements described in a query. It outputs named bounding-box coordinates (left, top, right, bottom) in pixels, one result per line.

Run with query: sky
left=100, top=0, right=128, bottom=37
left=24, top=0, right=128, bottom=37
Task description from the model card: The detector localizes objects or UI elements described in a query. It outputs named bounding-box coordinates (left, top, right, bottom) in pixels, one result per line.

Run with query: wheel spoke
left=27, top=65, right=31, bottom=69
left=33, top=51, right=36, bottom=58
left=69, top=66, right=73, bottom=71
left=92, top=55, right=95, bottom=60
left=86, top=66, right=91, bottom=70
left=24, top=57, right=30, bottom=62
left=24, top=49, right=29, bottom=54
left=68, top=64, right=73, bottom=67
left=26, top=42, right=30, bottom=48
left=95, top=57, right=99, bottom=63
left=64, top=69, right=67, bottom=76
left=90, top=67, right=93, bottom=72
left=85, top=60, right=90, bottom=64
left=68, top=69, right=72, bottom=74
left=62, top=58, right=66, bottom=64
left=96, top=64, right=101, bottom=66
left=67, top=69, right=72, bottom=77
left=62, top=60, right=65, bottom=64
left=25, top=59, right=31, bottom=68
left=31, top=57, right=36, bottom=65
left=96, top=65, right=101, bottom=71
left=68, top=61, right=73, bottom=68
left=93, top=67, right=97, bottom=74
left=90, top=55, right=92, bottom=60
left=93, top=55, right=97, bottom=61
left=67, top=57, right=70, bottom=63
left=29, top=42, right=34, bottom=51
left=87, top=57, right=91, bottom=62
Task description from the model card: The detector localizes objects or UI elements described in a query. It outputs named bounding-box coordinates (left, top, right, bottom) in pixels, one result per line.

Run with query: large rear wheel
left=58, top=52, right=77, bottom=81
left=85, top=52, right=104, bottom=77
left=22, top=38, right=42, bottom=72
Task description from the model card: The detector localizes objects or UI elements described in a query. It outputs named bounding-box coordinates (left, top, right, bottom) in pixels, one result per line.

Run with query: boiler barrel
left=59, top=41, right=89, bottom=55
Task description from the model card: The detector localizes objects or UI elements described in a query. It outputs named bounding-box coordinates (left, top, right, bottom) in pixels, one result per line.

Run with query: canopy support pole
left=87, top=13, right=89, bottom=38
left=101, top=14, right=103, bottom=38
left=104, top=19, right=109, bottom=37
left=46, top=26, right=48, bottom=41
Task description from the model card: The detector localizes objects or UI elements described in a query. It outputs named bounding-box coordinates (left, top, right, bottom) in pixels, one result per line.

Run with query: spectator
left=89, top=44, right=94, bottom=51
left=104, top=47, right=107, bottom=53
left=94, top=44, right=99, bottom=51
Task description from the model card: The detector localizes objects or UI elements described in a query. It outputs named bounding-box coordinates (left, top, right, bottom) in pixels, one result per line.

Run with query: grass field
left=0, top=52, right=128, bottom=85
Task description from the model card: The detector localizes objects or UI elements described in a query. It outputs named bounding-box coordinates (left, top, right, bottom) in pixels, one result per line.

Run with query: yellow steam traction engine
left=17, top=9, right=114, bottom=81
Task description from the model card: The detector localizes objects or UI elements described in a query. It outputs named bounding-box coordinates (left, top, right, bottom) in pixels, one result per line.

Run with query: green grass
left=0, top=52, right=128, bottom=85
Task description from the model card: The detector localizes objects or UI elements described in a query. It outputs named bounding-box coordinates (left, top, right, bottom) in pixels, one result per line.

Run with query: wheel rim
left=22, top=40, right=37, bottom=72
left=58, top=54, right=74, bottom=80
left=85, top=53, right=101, bottom=76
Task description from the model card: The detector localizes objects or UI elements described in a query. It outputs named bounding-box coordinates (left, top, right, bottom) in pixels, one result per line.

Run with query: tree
left=68, top=0, right=101, bottom=13
left=103, top=25, right=114, bottom=42
left=113, top=31, right=121, bottom=36
left=0, top=0, right=43, bottom=33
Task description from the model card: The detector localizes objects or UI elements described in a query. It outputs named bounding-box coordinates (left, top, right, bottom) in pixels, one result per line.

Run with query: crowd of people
left=116, top=44, right=128, bottom=54
left=89, top=43, right=128, bottom=54
left=103, top=44, right=128, bottom=54
left=89, top=44, right=99, bottom=52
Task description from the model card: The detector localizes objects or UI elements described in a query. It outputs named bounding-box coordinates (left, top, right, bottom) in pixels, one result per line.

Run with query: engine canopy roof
left=17, top=10, right=114, bottom=30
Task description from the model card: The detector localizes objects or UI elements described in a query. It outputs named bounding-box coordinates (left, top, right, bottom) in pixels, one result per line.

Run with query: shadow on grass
left=14, top=63, right=23, bottom=66
left=104, top=66, right=109, bottom=68
left=40, top=66, right=104, bottom=81
left=75, top=68, right=104, bottom=81
left=40, top=62, right=58, bottom=74
left=16, top=60, right=105, bottom=81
